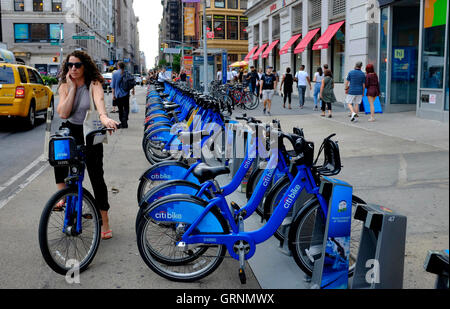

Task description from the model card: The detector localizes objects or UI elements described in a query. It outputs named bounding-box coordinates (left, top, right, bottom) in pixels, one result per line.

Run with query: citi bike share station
left=39, top=80, right=448, bottom=289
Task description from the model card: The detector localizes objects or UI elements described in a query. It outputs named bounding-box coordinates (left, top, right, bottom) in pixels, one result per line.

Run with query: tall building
left=158, top=0, right=183, bottom=64
left=1, top=0, right=115, bottom=74
left=201, top=0, right=249, bottom=68
left=246, top=0, right=449, bottom=121
left=115, top=0, right=140, bottom=73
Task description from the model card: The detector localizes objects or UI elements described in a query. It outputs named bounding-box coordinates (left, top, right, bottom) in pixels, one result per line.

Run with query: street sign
left=51, top=42, right=60, bottom=46
left=124, top=58, right=130, bottom=63
left=164, top=48, right=181, bottom=54
left=72, top=36, right=95, bottom=40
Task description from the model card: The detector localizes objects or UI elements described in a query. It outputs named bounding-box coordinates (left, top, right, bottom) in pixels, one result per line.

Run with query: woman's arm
left=91, top=81, right=119, bottom=130
left=57, top=75, right=77, bottom=119
left=319, top=79, right=325, bottom=100
left=280, top=75, right=285, bottom=91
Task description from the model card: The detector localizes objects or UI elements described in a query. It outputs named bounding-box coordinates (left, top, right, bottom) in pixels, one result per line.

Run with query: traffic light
left=110, top=35, right=114, bottom=43
left=160, top=43, right=165, bottom=51
left=52, top=57, right=58, bottom=63
left=106, top=35, right=110, bottom=44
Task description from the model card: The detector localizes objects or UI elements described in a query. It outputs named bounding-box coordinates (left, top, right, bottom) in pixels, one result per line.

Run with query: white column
left=301, top=0, right=309, bottom=66
left=321, top=0, right=330, bottom=66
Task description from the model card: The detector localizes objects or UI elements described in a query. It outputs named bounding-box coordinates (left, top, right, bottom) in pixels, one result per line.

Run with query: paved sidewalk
left=237, top=97, right=449, bottom=289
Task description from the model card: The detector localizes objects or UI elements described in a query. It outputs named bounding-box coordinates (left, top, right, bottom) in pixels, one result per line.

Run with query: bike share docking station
left=307, top=178, right=407, bottom=289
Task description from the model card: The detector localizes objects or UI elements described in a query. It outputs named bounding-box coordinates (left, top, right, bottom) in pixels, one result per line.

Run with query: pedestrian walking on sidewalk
left=313, top=67, right=325, bottom=111
left=365, top=64, right=380, bottom=122
left=320, top=69, right=337, bottom=118
left=259, top=66, right=278, bottom=116
left=246, top=66, right=260, bottom=95
left=280, top=67, right=294, bottom=109
left=294, top=65, right=312, bottom=109
left=112, top=62, right=135, bottom=129
left=345, top=61, right=366, bottom=122
left=55, top=50, right=120, bottom=240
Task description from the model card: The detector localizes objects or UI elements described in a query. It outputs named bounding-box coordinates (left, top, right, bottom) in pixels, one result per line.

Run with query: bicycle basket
left=49, top=136, right=78, bottom=167
left=316, top=138, right=342, bottom=176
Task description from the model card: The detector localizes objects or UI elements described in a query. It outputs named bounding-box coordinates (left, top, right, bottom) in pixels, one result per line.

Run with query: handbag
left=84, top=83, right=108, bottom=144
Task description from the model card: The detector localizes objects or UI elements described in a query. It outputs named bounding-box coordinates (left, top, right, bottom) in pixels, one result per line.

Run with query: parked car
left=102, top=72, right=113, bottom=92
left=0, top=62, right=54, bottom=128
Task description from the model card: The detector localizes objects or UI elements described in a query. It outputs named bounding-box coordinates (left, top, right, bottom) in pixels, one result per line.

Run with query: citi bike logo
left=243, top=159, right=253, bottom=169
left=283, top=185, right=302, bottom=209
left=149, top=173, right=171, bottom=180
left=262, top=169, right=275, bottom=187
left=155, top=210, right=182, bottom=220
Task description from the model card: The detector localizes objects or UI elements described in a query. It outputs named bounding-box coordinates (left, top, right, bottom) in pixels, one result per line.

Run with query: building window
left=14, top=0, right=25, bottom=11
left=240, top=0, right=247, bottom=10
left=330, top=27, right=345, bottom=83
left=309, top=0, right=321, bottom=26
left=227, top=16, right=239, bottom=40
left=240, top=17, right=248, bottom=40
left=52, top=0, right=62, bottom=12
left=421, top=0, right=447, bottom=89
left=215, top=0, right=225, bottom=8
left=272, top=15, right=280, bottom=38
left=228, top=0, right=238, bottom=9
left=292, top=4, right=303, bottom=32
left=262, top=19, right=269, bottom=42
left=30, top=23, right=49, bottom=41
left=379, top=7, right=388, bottom=105
left=14, top=24, right=30, bottom=42
left=33, top=0, right=44, bottom=12
left=214, top=15, right=226, bottom=39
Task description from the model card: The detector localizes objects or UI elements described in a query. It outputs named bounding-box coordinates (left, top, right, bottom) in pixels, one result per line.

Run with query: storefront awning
left=244, top=46, right=259, bottom=62
left=279, top=34, right=302, bottom=55
left=294, top=28, right=321, bottom=54
left=262, top=40, right=280, bottom=58
left=252, top=43, right=268, bottom=60
left=312, top=21, right=345, bottom=50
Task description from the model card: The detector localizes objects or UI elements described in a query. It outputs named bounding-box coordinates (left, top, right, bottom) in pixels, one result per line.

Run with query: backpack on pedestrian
left=120, top=70, right=136, bottom=93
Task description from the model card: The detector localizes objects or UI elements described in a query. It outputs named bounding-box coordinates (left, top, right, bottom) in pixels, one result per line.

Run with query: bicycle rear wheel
left=137, top=195, right=228, bottom=282
left=38, top=187, right=101, bottom=276
left=288, top=196, right=365, bottom=277
left=243, top=93, right=259, bottom=110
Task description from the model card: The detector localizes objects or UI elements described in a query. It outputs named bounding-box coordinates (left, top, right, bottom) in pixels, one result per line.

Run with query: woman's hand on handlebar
left=100, top=115, right=120, bottom=135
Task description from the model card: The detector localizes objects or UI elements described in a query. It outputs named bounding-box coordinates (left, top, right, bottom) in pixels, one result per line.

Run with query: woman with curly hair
left=55, top=50, right=119, bottom=240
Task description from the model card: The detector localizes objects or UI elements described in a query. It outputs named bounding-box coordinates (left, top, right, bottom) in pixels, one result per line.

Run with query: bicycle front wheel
left=38, top=187, right=101, bottom=276
left=288, top=196, right=366, bottom=277
left=137, top=195, right=228, bottom=282
left=243, top=93, right=260, bottom=110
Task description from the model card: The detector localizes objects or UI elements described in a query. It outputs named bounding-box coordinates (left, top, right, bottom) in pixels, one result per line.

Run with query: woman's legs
left=368, top=96, right=376, bottom=120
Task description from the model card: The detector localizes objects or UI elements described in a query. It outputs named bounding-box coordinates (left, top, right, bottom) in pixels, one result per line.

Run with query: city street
left=0, top=85, right=448, bottom=289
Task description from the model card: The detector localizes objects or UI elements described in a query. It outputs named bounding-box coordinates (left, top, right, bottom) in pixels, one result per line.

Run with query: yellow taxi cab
left=0, top=62, right=54, bottom=128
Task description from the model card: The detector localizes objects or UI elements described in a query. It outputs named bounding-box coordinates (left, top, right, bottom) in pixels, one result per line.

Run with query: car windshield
left=0, top=66, right=15, bottom=84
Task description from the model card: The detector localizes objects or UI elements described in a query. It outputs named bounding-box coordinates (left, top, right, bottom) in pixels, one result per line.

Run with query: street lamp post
left=202, top=0, right=208, bottom=94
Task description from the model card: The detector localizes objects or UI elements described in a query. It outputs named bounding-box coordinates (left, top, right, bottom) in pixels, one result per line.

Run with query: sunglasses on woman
left=67, top=62, right=84, bottom=69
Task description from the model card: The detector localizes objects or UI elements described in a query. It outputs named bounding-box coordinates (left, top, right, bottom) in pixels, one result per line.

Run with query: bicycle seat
left=160, top=93, right=169, bottom=99
left=192, top=163, right=230, bottom=183
left=163, top=104, right=180, bottom=112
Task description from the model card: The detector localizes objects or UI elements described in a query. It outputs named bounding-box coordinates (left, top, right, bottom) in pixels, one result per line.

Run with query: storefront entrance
left=379, top=0, right=420, bottom=112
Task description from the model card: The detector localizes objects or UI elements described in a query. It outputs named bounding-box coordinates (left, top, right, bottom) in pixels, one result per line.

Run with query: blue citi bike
left=136, top=128, right=358, bottom=283
left=38, top=126, right=115, bottom=275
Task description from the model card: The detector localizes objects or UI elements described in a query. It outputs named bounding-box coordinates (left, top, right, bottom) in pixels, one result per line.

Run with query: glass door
left=390, top=5, right=420, bottom=105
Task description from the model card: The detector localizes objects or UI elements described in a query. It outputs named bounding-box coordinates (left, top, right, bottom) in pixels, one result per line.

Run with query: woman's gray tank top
left=67, top=85, right=91, bottom=125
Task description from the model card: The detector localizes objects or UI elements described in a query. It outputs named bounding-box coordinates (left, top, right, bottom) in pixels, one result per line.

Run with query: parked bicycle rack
left=351, top=203, right=407, bottom=289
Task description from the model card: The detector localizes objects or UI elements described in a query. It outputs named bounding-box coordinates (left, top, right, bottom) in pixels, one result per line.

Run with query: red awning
left=252, top=43, right=268, bottom=60
left=279, top=34, right=302, bottom=55
left=244, top=46, right=259, bottom=61
left=262, top=40, right=280, bottom=58
left=312, top=21, right=345, bottom=50
left=293, top=28, right=321, bottom=54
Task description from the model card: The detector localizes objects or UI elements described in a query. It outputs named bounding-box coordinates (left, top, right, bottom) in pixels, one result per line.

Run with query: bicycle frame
left=176, top=157, right=330, bottom=261
left=63, top=155, right=86, bottom=235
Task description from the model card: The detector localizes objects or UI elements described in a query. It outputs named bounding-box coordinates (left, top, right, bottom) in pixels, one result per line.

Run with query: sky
left=133, top=0, right=164, bottom=71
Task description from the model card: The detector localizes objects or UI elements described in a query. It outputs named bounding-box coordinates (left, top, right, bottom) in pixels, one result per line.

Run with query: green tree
left=172, top=54, right=181, bottom=74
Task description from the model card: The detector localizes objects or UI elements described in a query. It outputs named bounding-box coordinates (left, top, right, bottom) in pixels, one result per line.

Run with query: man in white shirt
left=294, top=65, right=312, bottom=109
left=216, top=70, right=222, bottom=81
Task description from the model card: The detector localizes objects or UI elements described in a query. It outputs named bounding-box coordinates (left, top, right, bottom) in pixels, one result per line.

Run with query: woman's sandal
left=53, top=200, right=65, bottom=212
left=101, top=230, right=113, bottom=240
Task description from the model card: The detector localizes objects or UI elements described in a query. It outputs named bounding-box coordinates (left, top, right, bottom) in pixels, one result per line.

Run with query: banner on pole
left=184, top=7, right=196, bottom=36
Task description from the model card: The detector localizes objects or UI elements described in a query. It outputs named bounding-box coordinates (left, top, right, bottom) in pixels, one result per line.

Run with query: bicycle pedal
left=239, top=268, right=247, bottom=284
left=82, top=214, right=93, bottom=220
